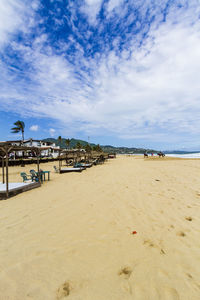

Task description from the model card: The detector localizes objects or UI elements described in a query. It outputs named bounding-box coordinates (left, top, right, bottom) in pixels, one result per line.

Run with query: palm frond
left=11, top=120, right=25, bottom=140
left=13, top=120, right=25, bottom=130
left=11, top=127, right=20, bottom=133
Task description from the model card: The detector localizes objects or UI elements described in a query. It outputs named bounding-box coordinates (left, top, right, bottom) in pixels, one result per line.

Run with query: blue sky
left=0, top=0, right=200, bottom=150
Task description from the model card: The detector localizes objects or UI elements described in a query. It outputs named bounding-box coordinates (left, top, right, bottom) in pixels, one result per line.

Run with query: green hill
left=42, top=138, right=95, bottom=149
left=43, top=138, right=157, bottom=154
left=101, top=145, right=157, bottom=154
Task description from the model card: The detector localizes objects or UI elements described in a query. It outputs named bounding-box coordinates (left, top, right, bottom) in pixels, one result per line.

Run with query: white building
left=8, top=139, right=60, bottom=158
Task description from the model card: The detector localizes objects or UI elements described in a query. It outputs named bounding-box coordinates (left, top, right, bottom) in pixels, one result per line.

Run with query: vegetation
left=75, top=142, right=82, bottom=150
left=43, top=138, right=95, bottom=149
left=66, top=138, right=70, bottom=149
left=92, top=144, right=102, bottom=152
left=57, top=136, right=62, bottom=147
left=85, top=144, right=92, bottom=153
left=101, top=145, right=157, bottom=154
left=11, top=120, right=25, bottom=141
left=42, top=138, right=157, bottom=154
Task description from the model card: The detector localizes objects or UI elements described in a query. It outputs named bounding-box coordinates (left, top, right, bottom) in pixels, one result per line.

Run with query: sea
left=122, top=153, right=200, bottom=158
left=166, top=152, right=200, bottom=158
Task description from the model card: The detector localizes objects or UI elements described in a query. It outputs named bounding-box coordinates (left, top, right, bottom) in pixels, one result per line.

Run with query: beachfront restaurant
left=7, top=138, right=60, bottom=158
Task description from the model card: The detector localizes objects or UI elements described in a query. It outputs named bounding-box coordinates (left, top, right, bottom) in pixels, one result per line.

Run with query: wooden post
left=75, top=152, right=77, bottom=164
left=5, top=148, right=9, bottom=198
left=79, top=151, right=81, bottom=163
left=37, top=152, right=40, bottom=173
left=59, top=150, right=61, bottom=172
left=65, top=152, right=68, bottom=165
left=2, top=157, right=5, bottom=184
left=37, top=150, right=41, bottom=183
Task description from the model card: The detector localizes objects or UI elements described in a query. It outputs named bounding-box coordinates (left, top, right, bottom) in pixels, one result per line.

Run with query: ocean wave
left=166, top=153, right=200, bottom=158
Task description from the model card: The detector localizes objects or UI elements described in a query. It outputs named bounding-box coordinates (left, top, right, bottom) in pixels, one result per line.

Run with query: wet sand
left=0, top=156, right=200, bottom=300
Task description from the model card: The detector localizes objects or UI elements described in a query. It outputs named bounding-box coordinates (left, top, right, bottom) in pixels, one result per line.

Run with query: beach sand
left=0, top=156, right=200, bottom=300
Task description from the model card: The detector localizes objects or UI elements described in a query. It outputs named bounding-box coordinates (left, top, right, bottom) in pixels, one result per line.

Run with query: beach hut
left=53, top=149, right=109, bottom=174
left=55, top=149, right=84, bottom=173
left=0, top=142, right=49, bottom=199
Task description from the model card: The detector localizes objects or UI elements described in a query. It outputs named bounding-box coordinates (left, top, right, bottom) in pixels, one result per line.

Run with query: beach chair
left=30, top=169, right=36, bottom=175
left=20, top=172, right=33, bottom=183
left=74, top=162, right=87, bottom=170
left=53, top=166, right=60, bottom=173
left=60, top=167, right=83, bottom=173
left=92, top=159, right=98, bottom=165
left=29, top=170, right=39, bottom=182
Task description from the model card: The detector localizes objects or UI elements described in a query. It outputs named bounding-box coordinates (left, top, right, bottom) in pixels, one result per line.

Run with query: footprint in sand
left=118, top=266, right=132, bottom=279
left=176, top=231, right=186, bottom=237
left=143, top=240, right=155, bottom=248
left=57, top=281, right=71, bottom=299
left=185, top=216, right=192, bottom=221
left=144, top=240, right=166, bottom=255
left=160, top=248, right=166, bottom=255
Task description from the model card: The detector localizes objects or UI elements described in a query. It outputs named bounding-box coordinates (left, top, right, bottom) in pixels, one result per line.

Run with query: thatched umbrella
left=0, top=142, right=50, bottom=198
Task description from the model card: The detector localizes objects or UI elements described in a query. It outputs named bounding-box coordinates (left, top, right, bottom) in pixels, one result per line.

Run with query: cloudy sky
left=0, top=0, right=200, bottom=150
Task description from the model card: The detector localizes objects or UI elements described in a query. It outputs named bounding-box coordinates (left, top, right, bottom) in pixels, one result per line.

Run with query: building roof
left=0, top=142, right=58, bottom=156
left=0, top=139, right=56, bottom=145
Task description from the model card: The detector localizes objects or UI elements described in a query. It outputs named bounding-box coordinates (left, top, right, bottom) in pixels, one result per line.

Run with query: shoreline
left=120, top=154, right=200, bottom=160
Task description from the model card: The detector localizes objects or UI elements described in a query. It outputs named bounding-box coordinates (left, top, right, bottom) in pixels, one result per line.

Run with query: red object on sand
left=132, top=231, right=137, bottom=234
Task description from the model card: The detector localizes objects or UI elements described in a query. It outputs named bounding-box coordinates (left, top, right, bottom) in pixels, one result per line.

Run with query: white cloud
left=106, top=0, right=123, bottom=13
left=30, top=125, right=39, bottom=131
left=0, top=0, right=23, bottom=47
left=80, top=0, right=102, bottom=25
left=49, top=128, right=56, bottom=136
left=46, top=20, right=200, bottom=140
left=0, top=0, right=36, bottom=49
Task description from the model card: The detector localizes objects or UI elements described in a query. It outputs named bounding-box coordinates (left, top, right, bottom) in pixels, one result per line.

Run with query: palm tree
left=66, top=138, right=70, bottom=149
left=57, top=136, right=62, bottom=148
left=76, top=142, right=82, bottom=150
left=85, top=144, right=92, bottom=153
left=11, top=120, right=25, bottom=142
left=93, top=144, right=102, bottom=152
left=96, top=144, right=102, bottom=152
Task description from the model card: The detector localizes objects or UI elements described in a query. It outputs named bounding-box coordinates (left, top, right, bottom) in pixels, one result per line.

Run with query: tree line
left=57, top=136, right=102, bottom=152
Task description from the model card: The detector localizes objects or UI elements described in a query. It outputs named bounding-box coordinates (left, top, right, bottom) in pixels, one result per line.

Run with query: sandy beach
left=0, top=155, right=200, bottom=300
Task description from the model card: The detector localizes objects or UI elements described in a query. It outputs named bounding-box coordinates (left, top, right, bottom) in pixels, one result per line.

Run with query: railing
left=0, top=157, right=66, bottom=167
